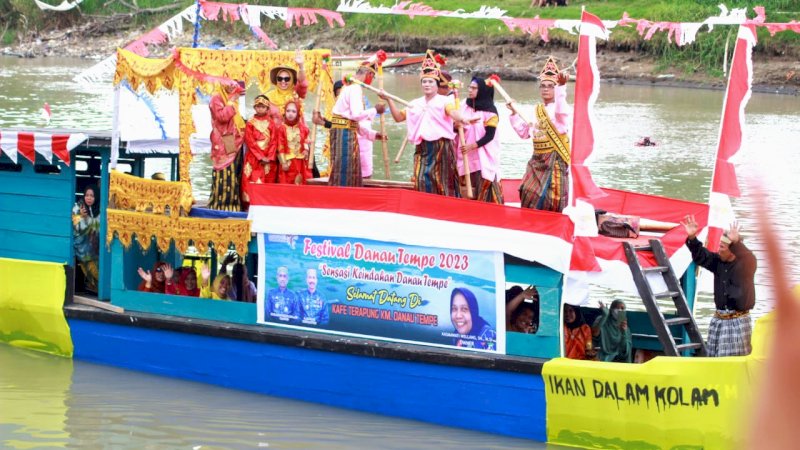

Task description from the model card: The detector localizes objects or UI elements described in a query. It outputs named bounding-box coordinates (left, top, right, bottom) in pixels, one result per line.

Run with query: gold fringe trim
left=108, top=170, right=193, bottom=216
left=106, top=209, right=251, bottom=255
left=114, top=48, right=176, bottom=93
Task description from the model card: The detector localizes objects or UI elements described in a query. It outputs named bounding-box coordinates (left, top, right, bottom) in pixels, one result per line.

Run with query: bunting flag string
left=34, top=0, right=85, bottom=11
left=0, top=130, right=87, bottom=166
left=74, top=1, right=344, bottom=84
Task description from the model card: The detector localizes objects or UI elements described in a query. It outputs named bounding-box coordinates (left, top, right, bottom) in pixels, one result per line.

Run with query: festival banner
left=257, top=233, right=505, bottom=353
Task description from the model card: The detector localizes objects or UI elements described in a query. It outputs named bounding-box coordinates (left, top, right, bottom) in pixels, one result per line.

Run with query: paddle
left=377, top=64, right=390, bottom=178
left=345, top=75, right=413, bottom=107
left=450, top=80, right=473, bottom=199
left=394, top=137, right=409, bottom=163
left=308, top=54, right=330, bottom=170
left=486, top=74, right=533, bottom=127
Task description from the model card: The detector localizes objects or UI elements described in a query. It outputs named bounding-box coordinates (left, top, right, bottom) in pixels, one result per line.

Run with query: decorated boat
left=0, top=11, right=780, bottom=450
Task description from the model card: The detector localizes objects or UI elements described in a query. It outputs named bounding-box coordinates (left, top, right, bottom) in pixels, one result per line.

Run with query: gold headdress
left=539, top=56, right=560, bottom=85
left=253, top=95, right=270, bottom=107
left=420, top=49, right=441, bottom=80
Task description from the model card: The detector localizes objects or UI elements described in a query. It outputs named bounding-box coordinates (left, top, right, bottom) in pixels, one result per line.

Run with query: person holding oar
left=312, top=54, right=386, bottom=187
left=379, top=50, right=463, bottom=198
left=454, top=77, right=504, bottom=203
left=497, top=56, right=572, bottom=212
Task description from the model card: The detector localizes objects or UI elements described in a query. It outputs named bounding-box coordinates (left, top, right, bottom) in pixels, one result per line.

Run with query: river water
left=1, top=55, right=798, bottom=447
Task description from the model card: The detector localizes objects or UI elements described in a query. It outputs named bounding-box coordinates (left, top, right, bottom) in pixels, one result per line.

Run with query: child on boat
left=276, top=99, right=312, bottom=185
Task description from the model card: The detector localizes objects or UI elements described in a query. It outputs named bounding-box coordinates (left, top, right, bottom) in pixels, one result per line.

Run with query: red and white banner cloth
left=248, top=184, right=578, bottom=275
left=706, top=25, right=756, bottom=252
left=0, top=130, right=87, bottom=166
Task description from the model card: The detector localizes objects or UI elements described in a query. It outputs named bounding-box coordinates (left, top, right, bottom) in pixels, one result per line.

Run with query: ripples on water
left=0, top=345, right=539, bottom=449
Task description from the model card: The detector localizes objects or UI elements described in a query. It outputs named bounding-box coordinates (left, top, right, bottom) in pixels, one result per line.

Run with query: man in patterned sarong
left=508, top=56, right=572, bottom=212
left=312, top=53, right=385, bottom=187
left=682, top=215, right=757, bottom=356
left=242, top=95, right=278, bottom=210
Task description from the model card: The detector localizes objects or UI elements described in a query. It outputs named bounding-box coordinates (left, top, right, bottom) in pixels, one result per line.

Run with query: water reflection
left=0, top=345, right=539, bottom=449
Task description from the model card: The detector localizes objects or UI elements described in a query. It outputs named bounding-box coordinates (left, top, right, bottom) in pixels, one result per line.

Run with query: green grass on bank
left=3, top=0, right=799, bottom=76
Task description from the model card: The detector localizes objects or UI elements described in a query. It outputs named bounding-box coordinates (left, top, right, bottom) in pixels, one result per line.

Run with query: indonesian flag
left=0, top=130, right=87, bottom=166
left=569, top=10, right=608, bottom=206
left=706, top=25, right=756, bottom=252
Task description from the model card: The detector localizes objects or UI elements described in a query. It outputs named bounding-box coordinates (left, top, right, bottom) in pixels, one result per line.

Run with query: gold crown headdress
left=539, top=56, right=560, bottom=85
left=253, top=95, right=270, bottom=107
left=420, top=49, right=441, bottom=80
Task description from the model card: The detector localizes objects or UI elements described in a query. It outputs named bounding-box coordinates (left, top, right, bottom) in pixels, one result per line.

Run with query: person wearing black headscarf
left=72, top=184, right=100, bottom=292
left=450, top=287, right=497, bottom=350
left=456, top=77, right=503, bottom=203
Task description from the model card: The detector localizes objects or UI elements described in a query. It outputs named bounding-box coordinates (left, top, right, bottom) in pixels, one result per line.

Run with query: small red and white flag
left=0, top=130, right=86, bottom=166
left=706, top=25, right=756, bottom=252
left=40, top=102, right=52, bottom=125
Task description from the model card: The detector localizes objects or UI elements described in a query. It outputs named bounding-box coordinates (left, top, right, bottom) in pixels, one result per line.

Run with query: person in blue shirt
left=265, top=266, right=299, bottom=322
left=298, top=268, right=329, bottom=326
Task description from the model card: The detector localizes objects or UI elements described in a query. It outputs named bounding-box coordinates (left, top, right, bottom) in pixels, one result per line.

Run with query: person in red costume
left=242, top=94, right=279, bottom=209
left=208, top=81, right=246, bottom=211
left=277, top=99, right=312, bottom=185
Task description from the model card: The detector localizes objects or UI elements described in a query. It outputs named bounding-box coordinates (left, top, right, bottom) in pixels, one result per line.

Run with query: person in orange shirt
left=564, top=304, right=594, bottom=360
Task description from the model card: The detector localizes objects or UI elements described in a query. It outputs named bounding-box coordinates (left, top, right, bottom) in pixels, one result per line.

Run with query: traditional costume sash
left=331, top=115, right=359, bottom=129
left=533, top=104, right=571, bottom=165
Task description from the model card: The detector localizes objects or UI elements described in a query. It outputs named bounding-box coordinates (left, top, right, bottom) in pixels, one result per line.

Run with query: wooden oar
left=450, top=81, right=473, bottom=199
left=345, top=75, right=412, bottom=108
left=308, top=55, right=330, bottom=170
left=377, top=64, right=390, bottom=178
left=394, top=136, right=409, bottom=163
left=486, top=74, right=533, bottom=127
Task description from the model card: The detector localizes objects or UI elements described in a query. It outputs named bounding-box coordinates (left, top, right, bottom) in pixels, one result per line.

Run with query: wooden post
left=451, top=82, right=473, bottom=199
left=394, top=137, right=409, bottom=163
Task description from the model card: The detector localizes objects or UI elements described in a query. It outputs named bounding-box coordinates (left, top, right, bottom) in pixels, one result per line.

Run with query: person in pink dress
left=381, top=50, right=463, bottom=197
left=507, top=56, right=572, bottom=212
left=455, top=77, right=503, bottom=203
left=312, top=53, right=386, bottom=187
left=208, top=81, right=246, bottom=211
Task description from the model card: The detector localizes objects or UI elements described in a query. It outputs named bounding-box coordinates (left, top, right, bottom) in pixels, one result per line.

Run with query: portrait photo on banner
left=256, top=233, right=506, bottom=353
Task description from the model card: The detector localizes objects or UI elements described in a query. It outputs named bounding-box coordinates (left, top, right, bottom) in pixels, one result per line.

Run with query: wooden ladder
left=623, top=239, right=707, bottom=357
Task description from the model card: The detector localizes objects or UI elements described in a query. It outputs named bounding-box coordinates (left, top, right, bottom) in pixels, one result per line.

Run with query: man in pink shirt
left=313, top=55, right=386, bottom=187
left=381, top=50, right=463, bottom=198
left=508, top=56, right=572, bottom=212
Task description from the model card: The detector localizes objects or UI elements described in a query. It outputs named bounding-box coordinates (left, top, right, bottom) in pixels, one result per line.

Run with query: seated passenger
left=230, top=262, right=256, bottom=303
left=137, top=261, right=169, bottom=293
left=592, top=300, right=632, bottom=362
left=564, top=304, right=594, bottom=360
left=200, top=266, right=231, bottom=300
left=505, top=285, right=539, bottom=333
left=166, top=266, right=200, bottom=297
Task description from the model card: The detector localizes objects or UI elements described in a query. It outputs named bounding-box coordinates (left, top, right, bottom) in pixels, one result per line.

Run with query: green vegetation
left=3, top=0, right=798, bottom=76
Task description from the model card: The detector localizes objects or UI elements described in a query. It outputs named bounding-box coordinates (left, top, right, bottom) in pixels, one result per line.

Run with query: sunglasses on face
left=276, top=76, right=292, bottom=82
left=155, top=267, right=163, bottom=273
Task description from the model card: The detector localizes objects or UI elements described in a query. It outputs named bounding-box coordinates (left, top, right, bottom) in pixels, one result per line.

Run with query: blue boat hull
left=68, top=318, right=547, bottom=441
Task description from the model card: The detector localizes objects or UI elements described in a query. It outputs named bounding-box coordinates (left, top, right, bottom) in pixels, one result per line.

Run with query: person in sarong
left=312, top=55, right=385, bottom=187
left=277, top=99, right=312, bottom=185
left=564, top=304, right=594, bottom=360
left=508, top=56, right=571, bottom=212
left=72, top=184, right=100, bottom=293
left=455, top=77, right=504, bottom=203
left=592, top=300, right=632, bottom=362
left=381, top=50, right=463, bottom=197
left=242, top=95, right=278, bottom=209
left=208, top=82, right=245, bottom=211
left=267, top=50, right=308, bottom=121
left=682, top=215, right=757, bottom=356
